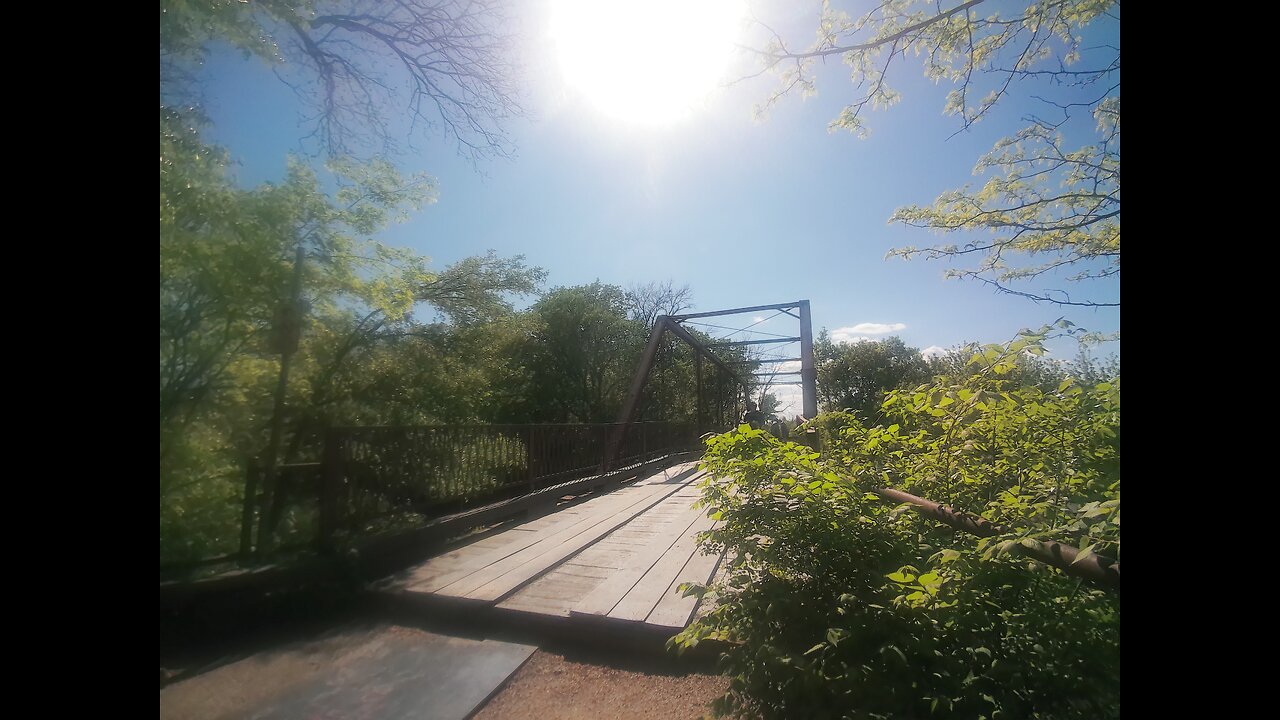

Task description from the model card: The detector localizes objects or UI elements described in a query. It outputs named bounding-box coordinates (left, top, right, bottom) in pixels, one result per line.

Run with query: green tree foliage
left=925, top=339, right=1115, bottom=393
left=749, top=1, right=1120, bottom=306
left=673, top=326, right=1119, bottom=718
left=507, top=282, right=753, bottom=427
left=159, top=115, right=544, bottom=563
left=521, top=283, right=648, bottom=423
left=814, top=334, right=931, bottom=422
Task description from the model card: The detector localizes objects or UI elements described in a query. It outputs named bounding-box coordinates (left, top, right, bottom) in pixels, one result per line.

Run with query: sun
left=551, top=0, right=746, bottom=125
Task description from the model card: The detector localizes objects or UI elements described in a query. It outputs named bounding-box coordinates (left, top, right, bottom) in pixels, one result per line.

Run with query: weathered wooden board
left=385, top=462, right=724, bottom=634
left=645, top=522, right=725, bottom=630
left=409, top=480, right=668, bottom=594
left=571, top=500, right=709, bottom=618
left=454, top=480, right=696, bottom=602
left=606, top=512, right=719, bottom=623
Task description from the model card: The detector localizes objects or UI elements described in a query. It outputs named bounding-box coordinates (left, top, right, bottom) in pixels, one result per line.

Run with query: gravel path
left=473, top=649, right=729, bottom=720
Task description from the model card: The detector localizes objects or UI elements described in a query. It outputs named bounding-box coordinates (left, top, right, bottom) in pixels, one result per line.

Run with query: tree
left=814, top=334, right=930, bottom=421
left=679, top=330, right=1120, bottom=718
left=159, top=1, right=543, bottom=564
left=160, top=110, right=434, bottom=477
left=159, top=115, right=544, bottom=562
left=523, top=283, right=648, bottom=423
left=623, top=280, right=694, bottom=328
left=159, top=0, right=522, bottom=159
left=925, top=340, right=1067, bottom=393
left=747, top=0, right=1119, bottom=307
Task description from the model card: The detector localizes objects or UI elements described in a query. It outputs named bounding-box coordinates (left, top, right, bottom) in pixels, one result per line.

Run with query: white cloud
left=921, top=345, right=947, bottom=359
left=829, top=322, right=907, bottom=345
left=847, top=322, right=907, bottom=335
left=752, top=316, right=765, bottom=323
left=830, top=332, right=873, bottom=344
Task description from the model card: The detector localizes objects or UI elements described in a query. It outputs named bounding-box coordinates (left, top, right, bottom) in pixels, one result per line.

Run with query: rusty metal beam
left=799, top=300, right=817, bottom=418
left=669, top=301, right=802, bottom=321
left=606, top=317, right=670, bottom=470
left=730, top=357, right=804, bottom=365
left=664, top=319, right=750, bottom=388
left=695, top=354, right=704, bottom=433
left=609, top=317, right=751, bottom=467
left=708, top=337, right=801, bottom=348
left=873, top=487, right=1120, bottom=590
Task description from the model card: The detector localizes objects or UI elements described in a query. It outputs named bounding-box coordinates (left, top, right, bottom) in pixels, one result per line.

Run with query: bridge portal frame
left=605, top=300, right=817, bottom=469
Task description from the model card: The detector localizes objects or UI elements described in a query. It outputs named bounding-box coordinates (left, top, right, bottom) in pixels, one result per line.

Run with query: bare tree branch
left=161, top=0, right=522, bottom=161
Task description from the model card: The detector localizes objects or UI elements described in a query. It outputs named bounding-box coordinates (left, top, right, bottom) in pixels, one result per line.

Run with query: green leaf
left=1072, top=543, right=1096, bottom=565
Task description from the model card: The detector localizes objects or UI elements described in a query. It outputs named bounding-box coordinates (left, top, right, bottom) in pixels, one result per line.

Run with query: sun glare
left=551, top=0, right=746, bottom=125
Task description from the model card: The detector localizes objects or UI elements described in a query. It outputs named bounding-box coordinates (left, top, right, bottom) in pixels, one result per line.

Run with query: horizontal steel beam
left=670, top=301, right=803, bottom=321
left=752, top=371, right=801, bottom=376
left=709, top=337, right=801, bottom=348
left=663, top=318, right=750, bottom=388
left=729, top=357, right=803, bottom=364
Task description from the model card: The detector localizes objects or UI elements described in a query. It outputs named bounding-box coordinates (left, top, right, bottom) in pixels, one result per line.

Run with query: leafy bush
left=672, top=327, right=1119, bottom=719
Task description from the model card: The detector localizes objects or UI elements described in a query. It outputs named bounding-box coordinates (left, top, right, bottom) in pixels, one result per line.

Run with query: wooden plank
left=408, top=482, right=663, bottom=594
left=392, top=529, right=529, bottom=587
left=364, top=454, right=700, bottom=561
left=496, top=486, right=705, bottom=617
left=648, top=462, right=702, bottom=482
left=571, top=498, right=709, bottom=618
left=557, top=546, right=636, bottom=571
left=550, top=563, right=613, bottom=580
left=606, top=511, right=719, bottom=622
left=645, top=522, right=726, bottom=630
left=430, top=482, right=675, bottom=597
left=456, top=478, right=698, bottom=602
left=496, top=571, right=606, bottom=616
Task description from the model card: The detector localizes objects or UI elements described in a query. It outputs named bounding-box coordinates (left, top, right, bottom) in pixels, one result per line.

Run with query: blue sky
left=195, top=1, right=1120, bottom=415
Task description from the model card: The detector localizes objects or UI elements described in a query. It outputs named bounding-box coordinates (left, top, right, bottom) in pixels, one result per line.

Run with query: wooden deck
left=381, top=461, right=722, bottom=635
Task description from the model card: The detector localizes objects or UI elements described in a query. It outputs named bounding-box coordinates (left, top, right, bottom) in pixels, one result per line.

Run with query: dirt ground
left=473, top=649, right=730, bottom=720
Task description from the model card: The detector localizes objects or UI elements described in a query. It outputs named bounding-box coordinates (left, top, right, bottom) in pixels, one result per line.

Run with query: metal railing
left=320, top=421, right=698, bottom=544
left=152, top=421, right=703, bottom=577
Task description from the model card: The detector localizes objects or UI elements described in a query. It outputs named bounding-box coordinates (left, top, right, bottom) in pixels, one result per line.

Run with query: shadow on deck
left=372, top=461, right=723, bottom=645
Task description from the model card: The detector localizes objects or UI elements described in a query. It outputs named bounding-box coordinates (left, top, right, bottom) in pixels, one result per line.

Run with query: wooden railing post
left=642, top=422, right=649, bottom=466
left=318, top=429, right=344, bottom=555
left=238, top=457, right=260, bottom=564
left=526, top=425, right=536, bottom=493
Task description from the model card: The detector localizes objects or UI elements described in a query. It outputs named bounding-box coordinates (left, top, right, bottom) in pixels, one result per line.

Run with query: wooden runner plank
left=556, top=546, right=636, bottom=571
left=606, top=511, right=719, bottom=623
left=456, top=478, right=700, bottom=602
left=398, top=530, right=531, bottom=587
left=645, top=522, right=725, bottom=630
left=570, top=497, right=710, bottom=618
left=408, top=482, right=662, bottom=594
left=407, top=484, right=650, bottom=591
left=496, top=570, right=605, bottom=616
left=432, top=483, right=676, bottom=597
left=635, top=462, right=700, bottom=485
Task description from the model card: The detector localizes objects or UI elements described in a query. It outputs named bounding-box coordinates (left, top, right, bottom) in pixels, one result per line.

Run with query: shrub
left=673, top=327, right=1119, bottom=719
